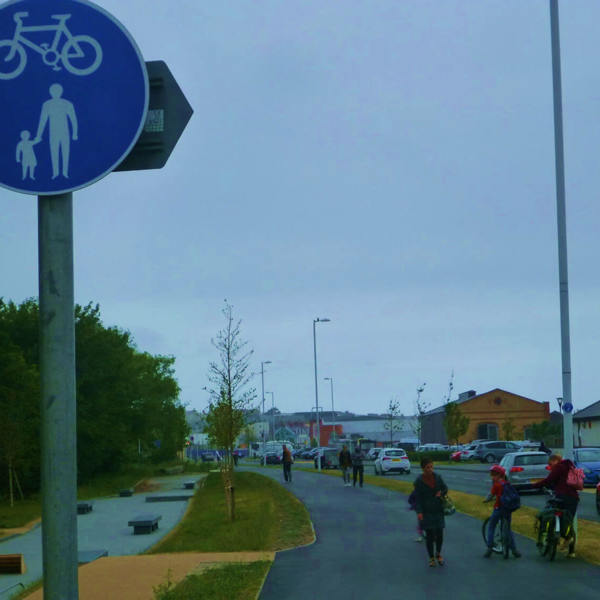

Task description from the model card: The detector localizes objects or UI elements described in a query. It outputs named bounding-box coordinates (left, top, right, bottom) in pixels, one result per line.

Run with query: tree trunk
left=221, top=461, right=235, bottom=521
left=8, top=458, right=14, bottom=508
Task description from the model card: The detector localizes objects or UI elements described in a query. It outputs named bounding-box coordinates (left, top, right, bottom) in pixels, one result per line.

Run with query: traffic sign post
left=115, top=61, right=193, bottom=171
left=0, top=1, right=192, bottom=598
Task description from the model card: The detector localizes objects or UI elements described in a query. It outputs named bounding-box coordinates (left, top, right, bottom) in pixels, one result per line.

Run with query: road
left=243, top=465, right=599, bottom=600
left=291, top=460, right=599, bottom=522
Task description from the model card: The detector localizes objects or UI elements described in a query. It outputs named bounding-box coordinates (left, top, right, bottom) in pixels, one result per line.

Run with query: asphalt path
left=291, top=460, right=599, bottom=522
left=244, top=465, right=599, bottom=600
left=0, top=475, right=202, bottom=599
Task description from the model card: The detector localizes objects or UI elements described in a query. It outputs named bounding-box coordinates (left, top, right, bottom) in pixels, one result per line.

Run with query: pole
left=549, top=0, right=573, bottom=459
left=313, top=320, right=321, bottom=470
left=38, top=193, right=79, bottom=600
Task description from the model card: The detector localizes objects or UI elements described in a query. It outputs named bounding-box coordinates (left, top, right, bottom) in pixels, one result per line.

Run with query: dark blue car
left=573, top=448, right=600, bottom=486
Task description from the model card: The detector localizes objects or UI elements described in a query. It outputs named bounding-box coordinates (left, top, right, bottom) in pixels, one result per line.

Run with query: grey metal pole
left=312, top=319, right=321, bottom=470
left=549, top=0, right=573, bottom=459
left=324, top=377, right=335, bottom=439
left=38, top=193, right=79, bottom=600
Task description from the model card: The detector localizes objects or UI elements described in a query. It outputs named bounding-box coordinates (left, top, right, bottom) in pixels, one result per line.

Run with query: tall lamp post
left=549, top=0, right=573, bottom=459
left=260, top=360, right=272, bottom=416
left=324, top=377, right=335, bottom=442
left=266, top=391, right=275, bottom=441
left=313, top=317, right=330, bottom=471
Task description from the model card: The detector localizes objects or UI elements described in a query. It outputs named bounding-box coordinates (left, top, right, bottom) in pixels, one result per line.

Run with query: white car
left=366, top=448, right=382, bottom=461
left=374, top=448, right=411, bottom=475
left=417, top=443, right=446, bottom=452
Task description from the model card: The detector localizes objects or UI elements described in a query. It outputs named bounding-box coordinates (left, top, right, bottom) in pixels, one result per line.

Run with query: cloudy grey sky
left=2, top=0, right=600, bottom=418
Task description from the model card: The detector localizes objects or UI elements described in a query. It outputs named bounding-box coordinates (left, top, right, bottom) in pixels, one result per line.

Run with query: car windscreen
left=514, top=454, right=548, bottom=466
left=576, top=449, right=600, bottom=462
left=383, top=450, right=407, bottom=457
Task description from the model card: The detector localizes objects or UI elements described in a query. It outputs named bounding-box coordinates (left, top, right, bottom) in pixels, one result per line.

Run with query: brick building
left=421, top=388, right=550, bottom=444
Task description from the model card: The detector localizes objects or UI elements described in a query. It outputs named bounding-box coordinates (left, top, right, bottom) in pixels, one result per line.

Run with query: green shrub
left=407, top=450, right=451, bottom=463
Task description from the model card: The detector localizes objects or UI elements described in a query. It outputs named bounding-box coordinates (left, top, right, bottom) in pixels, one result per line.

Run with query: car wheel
left=485, top=454, right=495, bottom=464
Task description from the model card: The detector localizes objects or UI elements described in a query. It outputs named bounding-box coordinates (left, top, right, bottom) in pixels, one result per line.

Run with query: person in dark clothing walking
left=351, top=445, right=364, bottom=487
left=413, top=457, right=448, bottom=567
left=339, top=444, right=353, bottom=486
left=282, top=445, right=293, bottom=482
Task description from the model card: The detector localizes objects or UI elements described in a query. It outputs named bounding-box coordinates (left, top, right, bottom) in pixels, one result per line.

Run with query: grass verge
left=296, top=466, right=600, bottom=565
left=153, top=561, right=271, bottom=600
left=149, top=471, right=314, bottom=554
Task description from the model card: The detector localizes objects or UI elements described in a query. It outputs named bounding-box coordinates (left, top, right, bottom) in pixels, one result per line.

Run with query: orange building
left=421, top=388, right=550, bottom=444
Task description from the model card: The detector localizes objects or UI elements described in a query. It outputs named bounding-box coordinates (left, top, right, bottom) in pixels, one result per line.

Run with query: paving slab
left=0, top=474, right=205, bottom=598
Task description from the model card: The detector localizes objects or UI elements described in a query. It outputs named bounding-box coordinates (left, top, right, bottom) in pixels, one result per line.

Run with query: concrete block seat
left=128, top=514, right=161, bottom=535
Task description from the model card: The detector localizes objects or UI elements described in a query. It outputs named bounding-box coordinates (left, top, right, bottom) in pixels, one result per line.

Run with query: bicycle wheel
left=482, top=517, right=503, bottom=553
left=548, top=531, right=558, bottom=561
left=62, top=35, right=102, bottom=75
left=0, top=40, right=26, bottom=80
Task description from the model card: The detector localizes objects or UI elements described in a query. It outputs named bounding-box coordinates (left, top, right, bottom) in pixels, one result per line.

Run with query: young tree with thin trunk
left=443, top=401, right=470, bottom=447
left=204, top=301, right=255, bottom=521
left=384, top=397, right=403, bottom=446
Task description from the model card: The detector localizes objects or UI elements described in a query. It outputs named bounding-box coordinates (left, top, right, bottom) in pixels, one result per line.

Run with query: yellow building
left=422, top=388, right=550, bottom=444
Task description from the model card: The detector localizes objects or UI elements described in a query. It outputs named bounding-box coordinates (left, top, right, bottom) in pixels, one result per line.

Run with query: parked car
left=374, top=448, right=411, bottom=475
left=573, top=448, right=600, bottom=486
left=366, top=448, right=382, bottom=461
left=459, top=444, right=479, bottom=461
left=596, top=482, right=600, bottom=515
left=315, top=448, right=339, bottom=469
left=200, top=450, right=222, bottom=462
left=474, top=441, right=521, bottom=463
left=261, top=451, right=282, bottom=465
left=450, top=450, right=462, bottom=461
left=417, top=443, right=446, bottom=452
left=498, top=451, right=551, bottom=492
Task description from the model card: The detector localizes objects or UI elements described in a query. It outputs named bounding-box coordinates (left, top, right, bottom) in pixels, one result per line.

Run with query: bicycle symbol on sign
left=0, top=12, right=103, bottom=80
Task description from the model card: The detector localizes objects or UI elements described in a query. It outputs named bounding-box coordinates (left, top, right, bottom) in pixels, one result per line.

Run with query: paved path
left=0, top=475, right=204, bottom=599
left=243, top=466, right=599, bottom=600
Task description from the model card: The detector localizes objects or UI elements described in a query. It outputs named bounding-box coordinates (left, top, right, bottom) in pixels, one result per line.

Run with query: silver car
left=499, top=451, right=550, bottom=492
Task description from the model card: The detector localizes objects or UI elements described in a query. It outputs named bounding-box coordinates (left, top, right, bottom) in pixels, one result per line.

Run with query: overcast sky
left=2, top=0, right=600, bottom=419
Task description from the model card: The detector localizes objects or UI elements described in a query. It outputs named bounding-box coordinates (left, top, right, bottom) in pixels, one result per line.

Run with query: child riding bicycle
left=483, top=465, right=521, bottom=559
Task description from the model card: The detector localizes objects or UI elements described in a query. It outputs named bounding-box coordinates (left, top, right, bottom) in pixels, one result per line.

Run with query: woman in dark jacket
left=413, top=457, right=448, bottom=567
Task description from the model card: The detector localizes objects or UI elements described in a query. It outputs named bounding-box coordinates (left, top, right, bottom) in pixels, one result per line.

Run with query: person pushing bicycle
left=483, top=465, right=521, bottom=559
left=531, top=453, right=579, bottom=557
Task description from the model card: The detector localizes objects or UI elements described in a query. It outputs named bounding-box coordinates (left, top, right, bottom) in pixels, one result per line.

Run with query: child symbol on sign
left=16, top=130, right=39, bottom=180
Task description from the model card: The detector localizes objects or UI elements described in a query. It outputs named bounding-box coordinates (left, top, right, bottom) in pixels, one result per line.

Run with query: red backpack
left=566, top=465, right=584, bottom=491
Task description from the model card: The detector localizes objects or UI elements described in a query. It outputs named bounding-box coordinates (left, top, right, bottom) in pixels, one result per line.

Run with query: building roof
left=573, top=399, right=600, bottom=420
left=423, top=388, right=541, bottom=416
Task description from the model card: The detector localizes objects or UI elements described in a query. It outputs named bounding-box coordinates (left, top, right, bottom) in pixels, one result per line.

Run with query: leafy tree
left=501, top=417, right=518, bottom=441
left=443, top=401, right=469, bottom=446
left=526, top=420, right=562, bottom=446
left=204, top=301, right=255, bottom=521
left=412, top=383, right=429, bottom=446
left=383, top=397, right=403, bottom=445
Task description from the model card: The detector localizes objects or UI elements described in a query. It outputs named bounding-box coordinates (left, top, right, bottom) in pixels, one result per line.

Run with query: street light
left=313, top=317, right=330, bottom=471
left=260, top=361, right=272, bottom=416
left=265, top=391, right=275, bottom=441
left=324, top=377, right=335, bottom=442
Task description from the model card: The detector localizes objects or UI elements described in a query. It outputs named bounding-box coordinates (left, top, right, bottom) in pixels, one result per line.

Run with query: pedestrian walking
left=413, top=457, right=448, bottom=567
left=483, top=465, right=521, bottom=559
left=282, top=444, right=293, bottom=482
left=351, top=445, right=364, bottom=487
left=408, top=490, right=424, bottom=542
left=339, top=444, right=353, bottom=486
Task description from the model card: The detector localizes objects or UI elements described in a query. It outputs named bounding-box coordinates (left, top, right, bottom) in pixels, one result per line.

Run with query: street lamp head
left=314, top=317, right=331, bottom=323
left=324, top=377, right=331, bottom=381
left=262, top=360, right=272, bottom=365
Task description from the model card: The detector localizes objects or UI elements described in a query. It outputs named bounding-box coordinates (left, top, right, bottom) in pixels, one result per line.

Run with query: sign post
left=0, top=1, right=164, bottom=598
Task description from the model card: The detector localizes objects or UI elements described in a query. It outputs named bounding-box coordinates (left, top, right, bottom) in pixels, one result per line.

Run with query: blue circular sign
left=0, top=0, right=148, bottom=195
left=562, top=402, right=573, bottom=414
